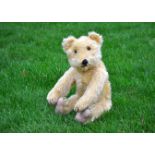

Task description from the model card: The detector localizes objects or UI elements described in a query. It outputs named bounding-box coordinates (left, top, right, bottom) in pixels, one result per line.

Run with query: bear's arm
left=47, top=67, right=76, bottom=104
left=74, top=68, right=108, bottom=112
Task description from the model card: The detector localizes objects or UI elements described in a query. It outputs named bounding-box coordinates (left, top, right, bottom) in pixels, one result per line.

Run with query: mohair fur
left=47, top=32, right=112, bottom=123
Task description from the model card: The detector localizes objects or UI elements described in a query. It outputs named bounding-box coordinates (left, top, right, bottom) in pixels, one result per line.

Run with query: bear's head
left=62, top=32, right=103, bottom=71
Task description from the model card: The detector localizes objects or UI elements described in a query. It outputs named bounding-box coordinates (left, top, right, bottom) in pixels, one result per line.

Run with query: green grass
left=0, top=23, right=155, bottom=132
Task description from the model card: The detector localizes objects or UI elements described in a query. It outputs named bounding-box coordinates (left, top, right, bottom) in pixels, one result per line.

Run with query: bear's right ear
left=62, top=36, right=76, bottom=52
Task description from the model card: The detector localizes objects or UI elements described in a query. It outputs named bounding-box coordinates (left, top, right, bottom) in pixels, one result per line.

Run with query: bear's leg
left=55, top=94, right=79, bottom=114
left=89, top=97, right=112, bottom=122
left=75, top=97, right=112, bottom=123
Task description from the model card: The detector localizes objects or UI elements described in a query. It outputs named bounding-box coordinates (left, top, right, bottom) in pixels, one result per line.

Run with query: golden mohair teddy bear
left=47, top=32, right=112, bottom=123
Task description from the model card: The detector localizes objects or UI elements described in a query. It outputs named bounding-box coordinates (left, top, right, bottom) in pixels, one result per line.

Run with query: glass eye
left=87, top=46, right=91, bottom=50
left=74, top=50, right=77, bottom=54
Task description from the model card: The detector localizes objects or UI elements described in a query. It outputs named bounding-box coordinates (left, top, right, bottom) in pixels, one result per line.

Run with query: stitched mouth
left=81, top=64, right=88, bottom=67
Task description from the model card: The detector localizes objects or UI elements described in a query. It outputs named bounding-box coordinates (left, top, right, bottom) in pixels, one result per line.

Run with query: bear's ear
left=62, top=36, right=76, bottom=51
left=88, top=32, right=103, bottom=45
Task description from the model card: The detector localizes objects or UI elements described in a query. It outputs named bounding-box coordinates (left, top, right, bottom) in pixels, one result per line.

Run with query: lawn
left=0, top=23, right=155, bottom=132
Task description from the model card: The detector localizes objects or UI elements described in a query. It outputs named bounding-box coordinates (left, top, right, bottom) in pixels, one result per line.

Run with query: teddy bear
left=47, top=32, right=112, bottom=123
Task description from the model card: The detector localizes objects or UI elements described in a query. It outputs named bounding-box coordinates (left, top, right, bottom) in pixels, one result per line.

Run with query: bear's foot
left=75, top=109, right=92, bottom=123
left=55, top=97, right=65, bottom=114
left=55, top=97, right=72, bottom=114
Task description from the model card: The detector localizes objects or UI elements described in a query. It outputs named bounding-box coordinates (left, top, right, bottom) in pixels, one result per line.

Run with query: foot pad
left=75, top=109, right=92, bottom=123
left=55, top=97, right=65, bottom=114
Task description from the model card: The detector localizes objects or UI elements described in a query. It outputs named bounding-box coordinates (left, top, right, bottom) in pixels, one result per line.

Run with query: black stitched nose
left=82, top=59, right=88, bottom=66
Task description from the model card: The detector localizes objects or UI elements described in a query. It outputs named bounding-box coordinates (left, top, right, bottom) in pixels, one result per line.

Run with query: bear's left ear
left=88, top=32, right=103, bottom=45
left=62, top=36, right=76, bottom=52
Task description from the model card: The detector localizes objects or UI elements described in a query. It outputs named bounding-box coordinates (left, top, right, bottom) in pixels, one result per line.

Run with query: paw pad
left=55, top=97, right=65, bottom=114
left=57, top=97, right=64, bottom=106
left=75, top=109, right=91, bottom=123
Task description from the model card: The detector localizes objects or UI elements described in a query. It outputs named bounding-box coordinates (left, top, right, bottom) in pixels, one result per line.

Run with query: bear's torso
left=71, top=61, right=110, bottom=99
left=73, top=67, right=98, bottom=97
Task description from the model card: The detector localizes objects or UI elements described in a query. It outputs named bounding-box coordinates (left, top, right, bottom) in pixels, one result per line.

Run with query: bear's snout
left=82, top=59, right=88, bottom=67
